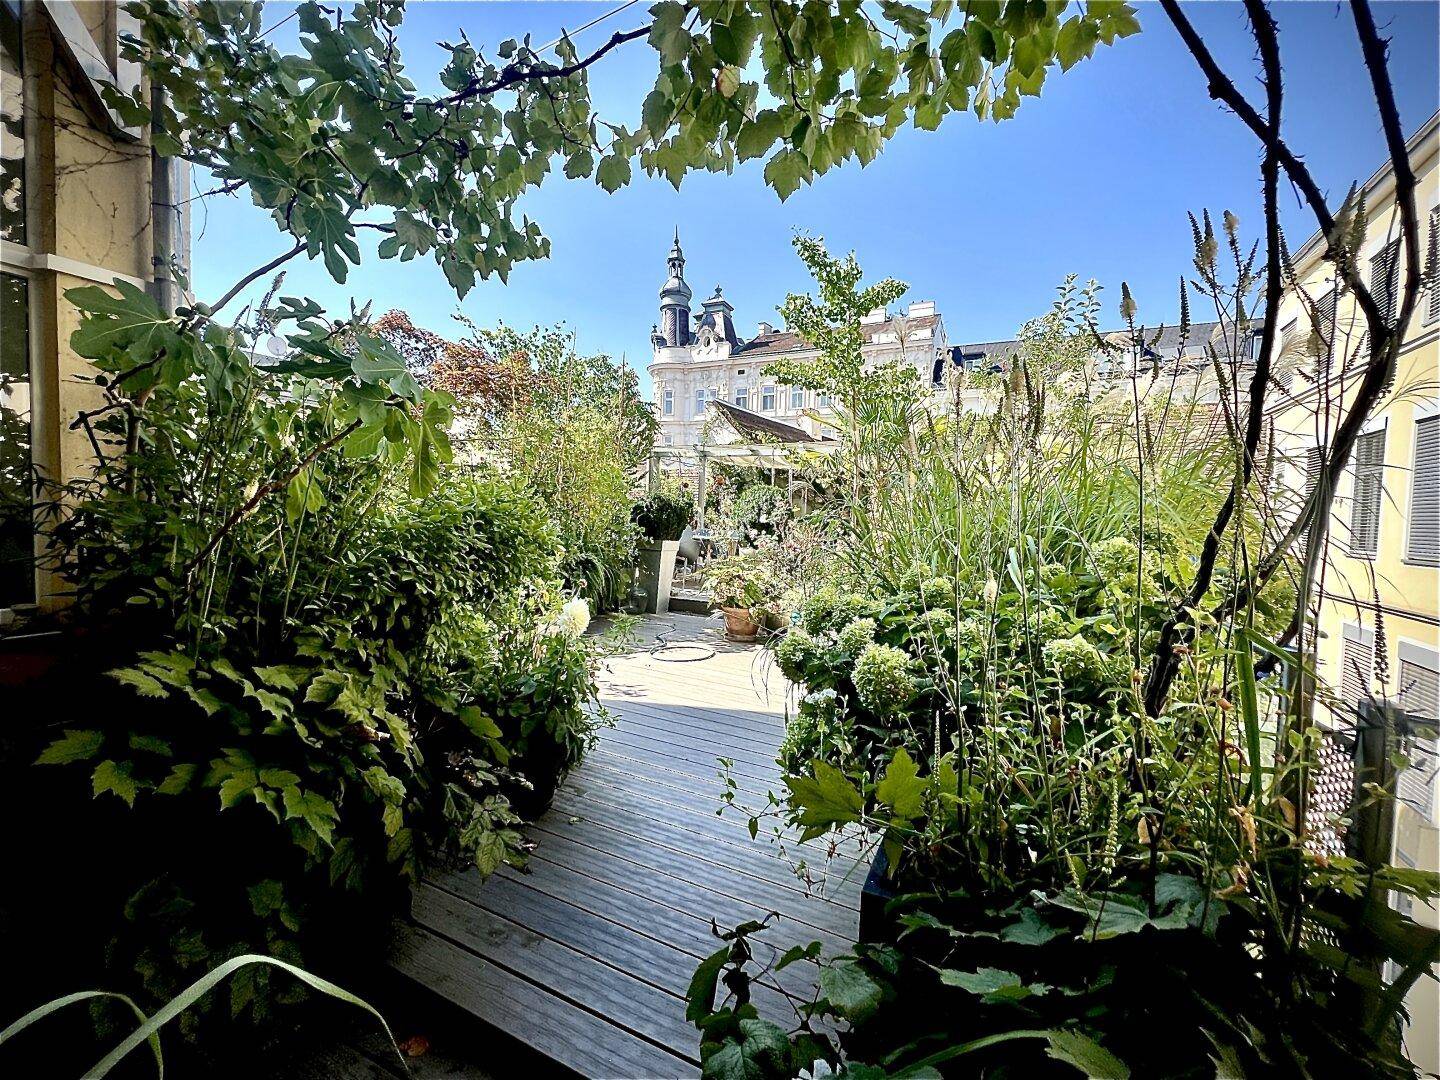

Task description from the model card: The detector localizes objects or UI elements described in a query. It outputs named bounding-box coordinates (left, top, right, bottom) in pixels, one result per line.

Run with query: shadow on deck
left=387, top=614, right=865, bottom=1078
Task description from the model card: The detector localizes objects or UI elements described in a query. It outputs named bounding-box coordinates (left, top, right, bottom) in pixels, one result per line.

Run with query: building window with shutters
left=1396, top=642, right=1438, bottom=823
left=760, top=385, right=775, bottom=411
left=1313, top=286, right=1337, bottom=358
left=1407, top=414, right=1438, bottom=565
left=1340, top=623, right=1375, bottom=708
left=1348, top=428, right=1386, bottom=558
left=1370, top=239, right=1400, bottom=325
left=1425, top=206, right=1439, bottom=326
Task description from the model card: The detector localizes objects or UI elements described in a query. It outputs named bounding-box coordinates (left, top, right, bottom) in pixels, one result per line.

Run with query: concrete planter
left=635, top=540, right=679, bottom=614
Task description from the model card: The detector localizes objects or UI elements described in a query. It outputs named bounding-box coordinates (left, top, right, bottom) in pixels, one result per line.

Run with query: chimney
left=756, top=321, right=774, bottom=336
left=861, top=306, right=887, bottom=324
left=907, top=300, right=936, bottom=318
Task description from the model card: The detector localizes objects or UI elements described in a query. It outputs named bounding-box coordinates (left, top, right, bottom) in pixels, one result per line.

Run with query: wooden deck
left=388, top=615, right=865, bottom=1079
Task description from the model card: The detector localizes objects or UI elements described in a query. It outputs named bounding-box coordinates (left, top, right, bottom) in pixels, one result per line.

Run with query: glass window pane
left=1, top=0, right=25, bottom=245
left=1, top=270, right=32, bottom=604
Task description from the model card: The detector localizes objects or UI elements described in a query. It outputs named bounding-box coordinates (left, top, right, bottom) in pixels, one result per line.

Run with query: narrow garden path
left=388, top=614, right=865, bottom=1079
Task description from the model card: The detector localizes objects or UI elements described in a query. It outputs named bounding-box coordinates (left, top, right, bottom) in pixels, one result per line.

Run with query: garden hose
left=649, top=619, right=717, bottom=663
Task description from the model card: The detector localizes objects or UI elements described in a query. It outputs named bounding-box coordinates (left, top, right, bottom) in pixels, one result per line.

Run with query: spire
left=658, top=228, right=692, bottom=348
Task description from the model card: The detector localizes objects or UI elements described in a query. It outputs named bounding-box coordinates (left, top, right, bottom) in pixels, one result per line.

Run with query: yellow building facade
left=1271, top=111, right=1439, bottom=1073
left=0, top=0, right=187, bottom=619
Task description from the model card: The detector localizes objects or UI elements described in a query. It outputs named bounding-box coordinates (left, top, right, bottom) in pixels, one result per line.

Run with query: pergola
left=646, top=438, right=836, bottom=530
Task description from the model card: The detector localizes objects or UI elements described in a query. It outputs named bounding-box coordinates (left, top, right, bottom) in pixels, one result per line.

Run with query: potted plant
left=704, top=554, right=777, bottom=641
left=631, top=486, right=692, bottom=614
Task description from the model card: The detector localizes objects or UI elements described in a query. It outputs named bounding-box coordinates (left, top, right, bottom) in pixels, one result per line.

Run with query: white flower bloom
left=556, top=597, right=591, bottom=638
left=983, top=577, right=998, bottom=605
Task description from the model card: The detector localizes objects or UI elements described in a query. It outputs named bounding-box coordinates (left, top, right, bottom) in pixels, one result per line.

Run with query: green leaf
left=785, top=759, right=863, bottom=834
left=36, top=729, right=105, bottom=765
left=936, top=966, right=1047, bottom=1003
left=473, top=831, right=506, bottom=877
left=704, top=1041, right=761, bottom=1080
left=0, top=990, right=162, bottom=1078
left=127, top=733, right=173, bottom=757
left=876, top=747, right=924, bottom=819
left=1001, top=908, right=1064, bottom=946
left=686, top=945, right=729, bottom=1022
left=596, top=153, right=632, bottom=193
left=300, top=201, right=361, bottom=283
left=157, top=762, right=199, bottom=795
left=819, top=959, right=883, bottom=1020
left=111, top=667, right=169, bottom=699
left=64, top=278, right=175, bottom=362
left=1044, top=1030, right=1130, bottom=1078
left=282, top=787, right=340, bottom=845
left=763, top=150, right=806, bottom=202
left=736, top=111, right=786, bottom=163
left=82, top=954, right=403, bottom=1078
left=92, top=760, right=142, bottom=807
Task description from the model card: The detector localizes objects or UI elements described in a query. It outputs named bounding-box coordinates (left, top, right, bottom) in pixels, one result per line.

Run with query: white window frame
left=760, top=385, right=775, bottom=412
left=661, top=387, right=673, bottom=416
left=733, top=386, right=748, bottom=409
left=789, top=386, right=804, bottom=409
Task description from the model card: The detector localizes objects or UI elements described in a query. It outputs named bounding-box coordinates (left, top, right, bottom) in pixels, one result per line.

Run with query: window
left=760, top=385, right=775, bottom=411
left=817, top=391, right=832, bottom=407
left=1370, top=240, right=1400, bottom=325
left=1301, top=444, right=1324, bottom=552
left=1, top=0, right=24, bottom=246
left=1348, top=428, right=1385, bottom=557
left=1397, top=645, right=1438, bottom=823
left=662, top=434, right=673, bottom=447
left=1407, top=415, right=1438, bottom=564
left=1340, top=624, right=1374, bottom=707
left=734, top=386, right=748, bottom=409
left=1, top=270, right=31, bottom=605
left=1425, top=206, right=1439, bottom=325
left=662, top=388, right=673, bottom=416
left=790, top=386, right=804, bottom=409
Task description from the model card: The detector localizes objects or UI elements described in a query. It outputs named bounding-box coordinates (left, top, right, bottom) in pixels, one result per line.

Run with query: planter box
left=858, top=845, right=898, bottom=944
left=635, top=540, right=679, bottom=615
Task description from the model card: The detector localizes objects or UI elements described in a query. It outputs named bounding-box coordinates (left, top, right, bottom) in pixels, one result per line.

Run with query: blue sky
left=192, top=2, right=1440, bottom=392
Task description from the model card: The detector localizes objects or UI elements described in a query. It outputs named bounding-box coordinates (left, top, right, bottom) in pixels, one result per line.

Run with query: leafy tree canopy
left=116, top=0, right=1139, bottom=297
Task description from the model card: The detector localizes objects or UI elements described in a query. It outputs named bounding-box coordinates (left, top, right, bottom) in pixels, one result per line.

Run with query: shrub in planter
left=445, top=595, right=605, bottom=817
left=631, top=487, right=692, bottom=545
left=704, top=553, right=780, bottom=640
left=26, top=470, right=564, bottom=1038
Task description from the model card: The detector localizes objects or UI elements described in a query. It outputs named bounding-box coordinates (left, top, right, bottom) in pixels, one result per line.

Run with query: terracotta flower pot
left=721, top=605, right=760, bottom=642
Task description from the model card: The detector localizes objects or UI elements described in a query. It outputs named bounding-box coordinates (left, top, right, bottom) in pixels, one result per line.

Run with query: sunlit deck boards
left=388, top=615, right=865, bottom=1079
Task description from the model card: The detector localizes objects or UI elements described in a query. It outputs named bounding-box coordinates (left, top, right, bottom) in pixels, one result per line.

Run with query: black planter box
left=858, top=844, right=898, bottom=944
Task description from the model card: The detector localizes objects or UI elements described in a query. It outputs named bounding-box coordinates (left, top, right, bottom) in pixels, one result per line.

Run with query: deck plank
left=392, top=614, right=861, bottom=1079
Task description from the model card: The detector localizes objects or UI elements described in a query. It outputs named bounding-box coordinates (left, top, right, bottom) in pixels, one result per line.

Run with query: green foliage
left=698, top=240, right=1439, bottom=1078
left=34, top=440, right=600, bottom=1035
left=704, top=551, right=781, bottom=612
left=114, top=0, right=1136, bottom=298
left=632, top=485, right=693, bottom=544
left=0, top=954, right=400, bottom=1078
left=850, top=642, right=914, bottom=717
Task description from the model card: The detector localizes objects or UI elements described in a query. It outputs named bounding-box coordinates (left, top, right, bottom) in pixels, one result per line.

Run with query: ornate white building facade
left=647, top=232, right=952, bottom=448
